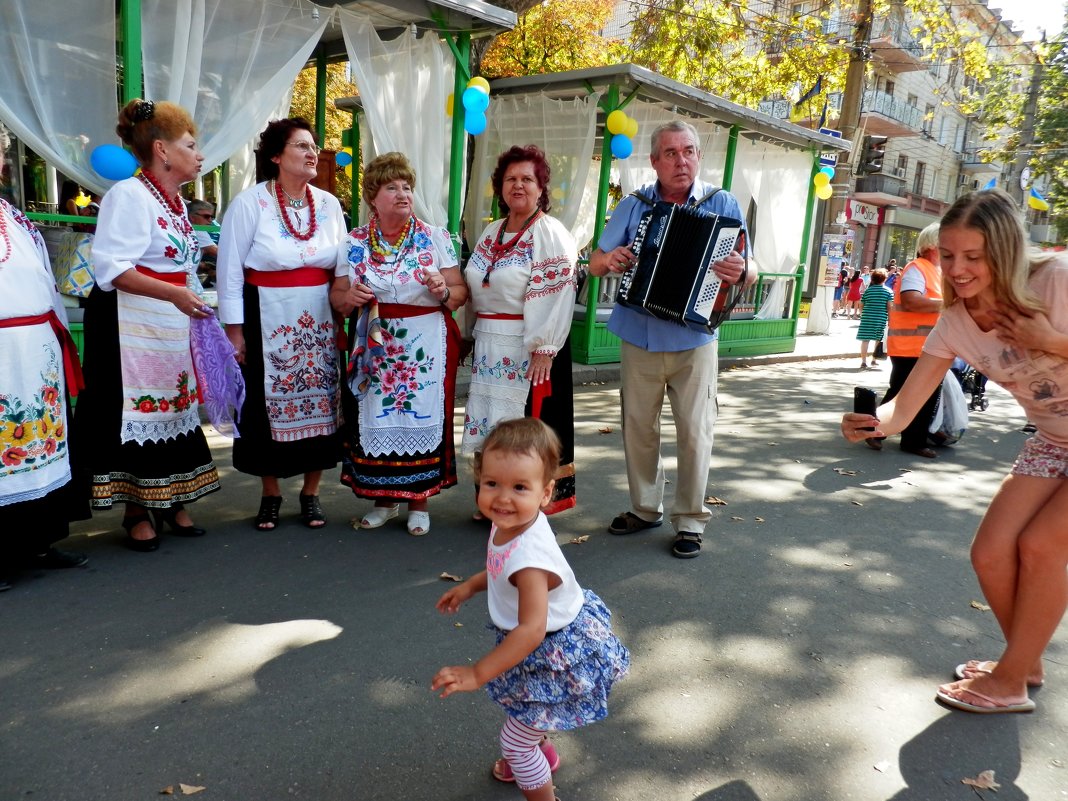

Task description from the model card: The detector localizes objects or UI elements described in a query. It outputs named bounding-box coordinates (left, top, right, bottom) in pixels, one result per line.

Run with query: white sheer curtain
left=615, top=101, right=729, bottom=195
left=463, top=93, right=600, bottom=248
left=736, top=137, right=812, bottom=276
left=0, top=0, right=117, bottom=194
left=141, top=0, right=329, bottom=175
left=338, top=11, right=453, bottom=227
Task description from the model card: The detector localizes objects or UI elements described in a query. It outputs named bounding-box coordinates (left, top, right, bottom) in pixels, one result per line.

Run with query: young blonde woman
left=842, top=188, right=1068, bottom=714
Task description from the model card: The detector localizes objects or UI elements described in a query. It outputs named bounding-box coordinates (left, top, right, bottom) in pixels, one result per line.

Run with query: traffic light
left=859, top=135, right=888, bottom=175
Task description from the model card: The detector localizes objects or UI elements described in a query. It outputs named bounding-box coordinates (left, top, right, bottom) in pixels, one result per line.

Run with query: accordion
left=616, top=202, right=745, bottom=333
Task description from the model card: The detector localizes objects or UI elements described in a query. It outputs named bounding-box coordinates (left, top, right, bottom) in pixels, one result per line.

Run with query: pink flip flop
left=936, top=685, right=1035, bottom=714
left=954, top=660, right=1044, bottom=688
left=492, top=739, right=560, bottom=783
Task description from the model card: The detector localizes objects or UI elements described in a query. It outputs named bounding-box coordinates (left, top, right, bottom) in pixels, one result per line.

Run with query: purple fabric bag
left=190, top=311, right=245, bottom=438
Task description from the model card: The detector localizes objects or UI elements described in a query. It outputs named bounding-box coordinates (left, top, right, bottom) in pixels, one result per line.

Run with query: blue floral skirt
left=485, top=589, right=630, bottom=731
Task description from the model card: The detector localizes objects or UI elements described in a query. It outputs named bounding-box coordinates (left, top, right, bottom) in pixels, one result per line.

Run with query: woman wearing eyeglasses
left=216, top=117, right=347, bottom=531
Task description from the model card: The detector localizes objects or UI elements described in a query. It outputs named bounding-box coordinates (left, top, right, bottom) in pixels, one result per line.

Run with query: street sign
left=818, top=127, right=842, bottom=167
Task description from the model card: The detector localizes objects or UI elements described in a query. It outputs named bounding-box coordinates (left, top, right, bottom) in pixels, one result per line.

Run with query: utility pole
left=1008, top=46, right=1045, bottom=208
left=808, top=0, right=872, bottom=334
left=832, top=0, right=874, bottom=213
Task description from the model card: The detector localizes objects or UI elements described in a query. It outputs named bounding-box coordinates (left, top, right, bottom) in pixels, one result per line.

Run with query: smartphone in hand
left=853, top=386, right=878, bottom=432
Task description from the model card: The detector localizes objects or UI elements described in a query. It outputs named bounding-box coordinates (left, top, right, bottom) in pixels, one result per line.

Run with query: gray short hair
left=650, top=120, right=700, bottom=159
left=186, top=199, right=215, bottom=217
left=915, top=222, right=940, bottom=256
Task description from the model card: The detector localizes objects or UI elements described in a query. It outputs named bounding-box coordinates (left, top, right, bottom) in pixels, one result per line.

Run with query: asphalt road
left=2, top=357, right=1065, bottom=801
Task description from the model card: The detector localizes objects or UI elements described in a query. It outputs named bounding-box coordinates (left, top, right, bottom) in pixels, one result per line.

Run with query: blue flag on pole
left=981, top=177, right=996, bottom=190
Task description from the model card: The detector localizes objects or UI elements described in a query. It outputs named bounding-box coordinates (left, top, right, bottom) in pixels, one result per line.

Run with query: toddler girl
left=432, top=417, right=629, bottom=800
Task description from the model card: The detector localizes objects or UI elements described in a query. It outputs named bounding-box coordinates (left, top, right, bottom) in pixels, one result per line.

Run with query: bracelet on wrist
left=441, top=286, right=451, bottom=304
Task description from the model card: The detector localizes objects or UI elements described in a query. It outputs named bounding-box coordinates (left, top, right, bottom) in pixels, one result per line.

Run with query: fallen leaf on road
left=754, top=517, right=765, bottom=523
left=705, top=496, right=728, bottom=506
left=961, top=770, right=1000, bottom=790
left=453, top=622, right=463, bottom=628
left=439, top=572, right=463, bottom=582
left=767, top=442, right=778, bottom=446
left=873, top=761, right=892, bottom=773
left=179, top=786, right=206, bottom=796
left=851, top=500, right=864, bottom=506
left=160, top=789, right=174, bottom=796
left=898, top=468, right=912, bottom=473
left=730, top=516, right=744, bottom=521
left=833, top=468, right=858, bottom=476
left=569, top=535, right=590, bottom=544
left=598, top=426, right=613, bottom=434
left=970, top=600, right=991, bottom=611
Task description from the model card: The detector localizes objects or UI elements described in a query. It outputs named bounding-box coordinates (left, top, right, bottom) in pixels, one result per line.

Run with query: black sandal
left=299, top=493, right=326, bottom=528
left=254, top=496, right=283, bottom=530
left=123, top=511, right=160, bottom=552
left=155, top=502, right=206, bottom=537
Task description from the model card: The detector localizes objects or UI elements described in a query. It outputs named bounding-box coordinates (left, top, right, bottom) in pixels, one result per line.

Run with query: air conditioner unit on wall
left=890, top=166, right=906, bottom=179
left=956, top=174, right=968, bottom=187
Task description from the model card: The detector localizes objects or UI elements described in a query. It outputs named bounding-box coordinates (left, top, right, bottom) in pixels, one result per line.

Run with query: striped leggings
left=500, top=717, right=552, bottom=791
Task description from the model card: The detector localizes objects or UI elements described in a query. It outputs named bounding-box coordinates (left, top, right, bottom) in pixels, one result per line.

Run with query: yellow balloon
left=815, top=183, right=833, bottom=200
left=606, top=110, right=627, bottom=136
left=624, top=117, right=639, bottom=139
left=813, top=172, right=830, bottom=187
left=467, top=76, right=490, bottom=95
left=74, top=193, right=91, bottom=208
left=446, top=93, right=454, bottom=117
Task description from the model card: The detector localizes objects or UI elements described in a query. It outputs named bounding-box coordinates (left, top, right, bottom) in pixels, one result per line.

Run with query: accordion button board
left=616, top=202, right=744, bottom=333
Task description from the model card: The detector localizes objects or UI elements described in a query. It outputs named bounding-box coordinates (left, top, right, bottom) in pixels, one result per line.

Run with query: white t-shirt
left=486, top=512, right=585, bottom=632
left=924, top=257, right=1068, bottom=447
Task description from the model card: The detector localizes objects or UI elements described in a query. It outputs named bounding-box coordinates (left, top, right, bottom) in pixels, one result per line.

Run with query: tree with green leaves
left=480, top=0, right=627, bottom=78
left=1034, top=25, right=1068, bottom=239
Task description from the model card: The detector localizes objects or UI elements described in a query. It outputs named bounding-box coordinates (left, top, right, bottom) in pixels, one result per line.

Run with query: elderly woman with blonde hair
left=331, top=152, right=467, bottom=536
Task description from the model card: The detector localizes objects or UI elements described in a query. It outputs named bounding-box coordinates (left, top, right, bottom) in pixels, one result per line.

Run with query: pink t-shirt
left=923, top=257, right=1068, bottom=447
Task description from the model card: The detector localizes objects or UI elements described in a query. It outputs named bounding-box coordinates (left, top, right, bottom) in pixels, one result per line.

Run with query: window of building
left=896, top=154, right=908, bottom=179
left=884, top=79, right=896, bottom=97
left=907, top=93, right=918, bottom=107
left=913, top=161, right=926, bottom=195
left=923, top=103, right=935, bottom=134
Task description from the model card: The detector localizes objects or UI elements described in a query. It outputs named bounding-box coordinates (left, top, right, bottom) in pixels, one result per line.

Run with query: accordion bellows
left=616, top=202, right=744, bottom=333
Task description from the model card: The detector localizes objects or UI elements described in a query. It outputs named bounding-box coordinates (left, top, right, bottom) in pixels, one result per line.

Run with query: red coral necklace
left=483, top=209, right=541, bottom=286
left=271, top=179, right=317, bottom=242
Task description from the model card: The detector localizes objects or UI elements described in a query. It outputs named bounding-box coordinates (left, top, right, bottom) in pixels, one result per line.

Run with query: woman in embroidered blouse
left=0, top=123, right=89, bottom=591
left=73, top=99, right=220, bottom=553
left=330, top=152, right=467, bottom=536
left=461, top=145, right=578, bottom=516
left=216, top=118, right=347, bottom=531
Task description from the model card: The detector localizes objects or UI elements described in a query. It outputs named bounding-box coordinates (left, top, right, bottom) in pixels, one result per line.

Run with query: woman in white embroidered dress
left=330, top=152, right=467, bottom=536
left=0, top=122, right=89, bottom=591
left=462, top=145, right=578, bottom=516
left=217, top=118, right=347, bottom=531
left=75, top=99, right=219, bottom=552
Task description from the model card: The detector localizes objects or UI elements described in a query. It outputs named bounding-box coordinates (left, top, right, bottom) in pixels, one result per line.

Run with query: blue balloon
left=90, top=144, right=138, bottom=181
left=464, top=111, right=487, bottom=136
left=462, top=86, right=490, bottom=114
left=336, top=150, right=353, bottom=167
left=819, top=165, right=835, bottom=178
left=610, top=134, right=633, bottom=160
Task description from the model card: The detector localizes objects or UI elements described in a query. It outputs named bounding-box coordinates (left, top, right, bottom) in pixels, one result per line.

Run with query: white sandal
left=358, top=504, right=399, bottom=529
left=407, top=510, right=430, bottom=536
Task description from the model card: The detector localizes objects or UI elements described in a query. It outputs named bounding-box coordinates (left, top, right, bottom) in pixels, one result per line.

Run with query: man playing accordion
left=589, top=120, right=755, bottom=559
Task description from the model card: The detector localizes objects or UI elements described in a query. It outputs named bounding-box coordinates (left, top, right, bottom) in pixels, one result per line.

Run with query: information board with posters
left=818, top=231, right=855, bottom=287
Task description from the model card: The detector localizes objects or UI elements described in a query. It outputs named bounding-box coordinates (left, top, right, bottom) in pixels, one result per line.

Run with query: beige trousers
left=619, top=339, right=718, bottom=534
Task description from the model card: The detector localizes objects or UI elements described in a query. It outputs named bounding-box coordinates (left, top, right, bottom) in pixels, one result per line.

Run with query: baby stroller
left=951, top=358, right=989, bottom=412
